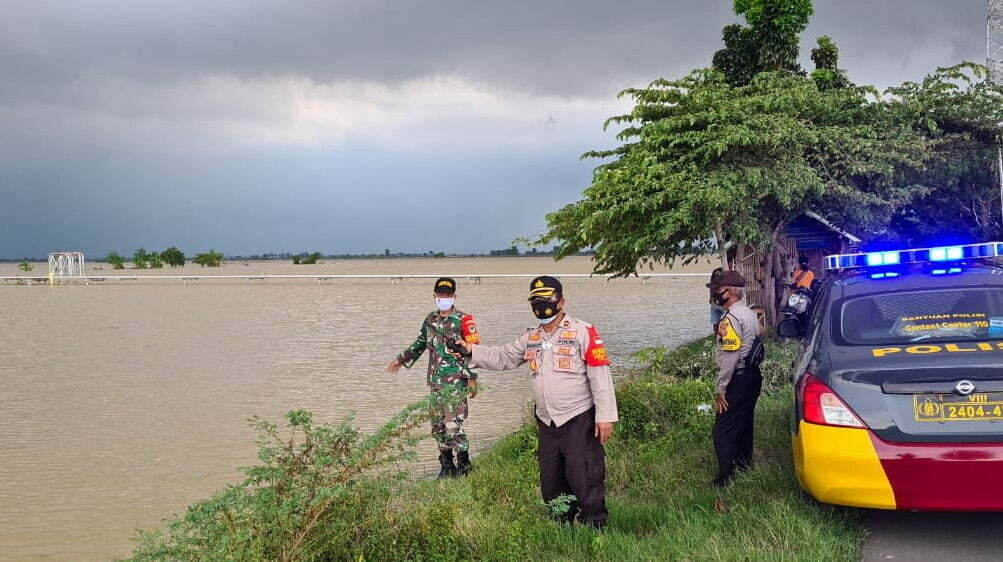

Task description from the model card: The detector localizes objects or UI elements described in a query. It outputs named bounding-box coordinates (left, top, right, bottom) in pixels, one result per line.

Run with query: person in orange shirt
left=791, top=256, right=815, bottom=290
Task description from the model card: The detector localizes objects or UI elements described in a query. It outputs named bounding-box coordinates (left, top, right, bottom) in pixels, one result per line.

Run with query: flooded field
left=0, top=256, right=712, bottom=560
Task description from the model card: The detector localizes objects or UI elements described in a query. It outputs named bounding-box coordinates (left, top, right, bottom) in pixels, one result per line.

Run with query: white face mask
left=436, top=297, right=455, bottom=311
left=535, top=312, right=558, bottom=324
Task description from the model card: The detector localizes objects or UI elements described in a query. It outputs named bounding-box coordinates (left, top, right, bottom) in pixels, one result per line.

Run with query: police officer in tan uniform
left=710, top=271, right=762, bottom=488
left=458, top=276, right=618, bottom=528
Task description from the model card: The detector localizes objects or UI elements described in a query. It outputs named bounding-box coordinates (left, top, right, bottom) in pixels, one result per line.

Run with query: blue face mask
left=436, top=297, right=455, bottom=311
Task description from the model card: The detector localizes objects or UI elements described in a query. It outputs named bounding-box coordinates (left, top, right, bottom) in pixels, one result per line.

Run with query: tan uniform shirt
left=714, top=300, right=760, bottom=395
left=471, top=315, right=618, bottom=427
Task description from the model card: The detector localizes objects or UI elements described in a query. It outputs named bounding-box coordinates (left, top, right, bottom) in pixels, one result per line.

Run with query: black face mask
left=531, top=298, right=561, bottom=321
left=712, top=290, right=730, bottom=306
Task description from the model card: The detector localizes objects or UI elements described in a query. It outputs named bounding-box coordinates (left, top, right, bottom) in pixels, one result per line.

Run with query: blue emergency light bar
left=824, top=242, right=1003, bottom=271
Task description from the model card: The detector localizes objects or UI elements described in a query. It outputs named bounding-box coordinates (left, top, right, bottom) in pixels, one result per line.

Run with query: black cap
left=433, top=277, right=457, bottom=294
left=528, top=275, right=562, bottom=300
left=717, top=270, right=746, bottom=287
left=705, top=267, right=725, bottom=288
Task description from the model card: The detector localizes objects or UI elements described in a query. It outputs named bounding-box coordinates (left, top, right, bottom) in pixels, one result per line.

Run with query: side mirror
left=777, top=318, right=804, bottom=339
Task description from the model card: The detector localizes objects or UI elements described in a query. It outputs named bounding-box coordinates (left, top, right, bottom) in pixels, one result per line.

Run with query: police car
left=779, top=242, right=1003, bottom=511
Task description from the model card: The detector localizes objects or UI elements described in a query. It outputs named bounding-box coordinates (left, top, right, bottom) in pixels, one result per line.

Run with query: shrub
left=161, top=247, right=185, bottom=267
left=299, top=252, right=322, bottom=265
left=133, top=248, right=150, bottom=269
left=128, top=387, right=468, bottom=562
left=632, top=337, right=717, bottom=380
left=621, top=336, right=798, bottom=440
left=105, top=252, right=126, bottom=269
left=193, top=250, right=225, bottom=267
left=616, top=376, right=714, bottom=441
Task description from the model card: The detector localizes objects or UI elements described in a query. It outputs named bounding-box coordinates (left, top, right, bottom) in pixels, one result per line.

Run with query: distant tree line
left=224, top=246, right=578, bottom=262
left=102, top=247, right=223, bottom=268
left=43, top=245, right=589, bottom=270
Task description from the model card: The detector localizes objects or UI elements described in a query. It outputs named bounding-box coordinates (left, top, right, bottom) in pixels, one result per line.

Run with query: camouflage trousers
left=429, top=384, right=469, bottom=453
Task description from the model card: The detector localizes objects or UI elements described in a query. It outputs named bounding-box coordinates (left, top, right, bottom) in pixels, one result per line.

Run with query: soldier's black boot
left=456, top=450, right=472, bottom=477
left=437, top=451, right=457, bottom=479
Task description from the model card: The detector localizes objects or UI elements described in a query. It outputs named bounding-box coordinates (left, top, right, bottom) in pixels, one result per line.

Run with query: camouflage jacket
left=398, top=309, right=481, bottom=387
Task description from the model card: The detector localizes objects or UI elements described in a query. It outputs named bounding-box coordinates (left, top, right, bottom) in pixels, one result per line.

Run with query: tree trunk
left=758, top=222, right=791, bottom=328
left=760, top=244, right=776, bottom=327
left=714, top=220, right=728, bottom=269
left=771, top=239, right=788, bottom=325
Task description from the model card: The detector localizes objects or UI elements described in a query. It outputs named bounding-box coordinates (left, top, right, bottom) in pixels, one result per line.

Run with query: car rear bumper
left=794, top=421, right=1003, bottom=511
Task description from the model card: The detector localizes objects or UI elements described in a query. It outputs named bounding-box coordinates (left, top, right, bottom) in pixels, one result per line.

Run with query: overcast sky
left=0, top=1, right=988, bottom=258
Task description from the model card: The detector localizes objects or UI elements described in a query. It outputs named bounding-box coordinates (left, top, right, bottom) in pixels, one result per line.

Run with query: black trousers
left=712, top=367, right=763, bottom=487
left=537, top=407, right=608, bottom=524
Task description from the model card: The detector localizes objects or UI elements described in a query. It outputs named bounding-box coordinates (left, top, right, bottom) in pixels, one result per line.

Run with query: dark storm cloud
left=0, top=0, right=734, bottom=103
left=1, top=1, right=984, bottom=103
left=0, top=1, right=989, bottom=258
left=809, top=1, right=987, bottom=87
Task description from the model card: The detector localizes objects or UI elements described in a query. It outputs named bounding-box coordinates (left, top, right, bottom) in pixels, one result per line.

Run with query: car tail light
left=800, top=374, right=866, bottom=428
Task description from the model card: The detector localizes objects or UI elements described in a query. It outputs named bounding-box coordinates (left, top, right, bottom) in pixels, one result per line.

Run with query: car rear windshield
left=840, top=288, right=1003, bottom=345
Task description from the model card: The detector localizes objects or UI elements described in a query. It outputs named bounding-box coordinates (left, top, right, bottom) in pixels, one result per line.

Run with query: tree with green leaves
left=300, top=252, right=322, bottom=265
left=879, top=63, right=1003, bottom=246
left=18, top=260, right=33, bottom=272
left=538, top=0, right=1003, bottom=324
left=810, top=36, right=852, bottom=90
left=148, top=252, right=164, bottom=269
left=133, top=248, right=150, bottom=269
left=160, top=247, right=185, bottom=267
left=539, top=68, right=923, bottom=322
left=105, top=252, right=125, bottom=269
left=712, top=0, right=813, bottom=86
left=193, top=249, right=225, bottom=267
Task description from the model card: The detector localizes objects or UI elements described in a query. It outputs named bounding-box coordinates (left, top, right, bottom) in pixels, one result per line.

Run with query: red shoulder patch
left=584, top=325, right=610, bottom=367
left=460, top=314, right=481, bottom=344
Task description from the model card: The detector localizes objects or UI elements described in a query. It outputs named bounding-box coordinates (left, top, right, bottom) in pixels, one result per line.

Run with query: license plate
left=914, top=392, right=1003, bottom=422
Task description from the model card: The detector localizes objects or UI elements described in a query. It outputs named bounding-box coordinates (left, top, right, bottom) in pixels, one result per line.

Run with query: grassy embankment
left=130, top=337, right=864, bottom=561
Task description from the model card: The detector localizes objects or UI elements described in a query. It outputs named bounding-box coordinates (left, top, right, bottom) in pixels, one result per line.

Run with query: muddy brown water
left=0, top=256, right=711, bottom=560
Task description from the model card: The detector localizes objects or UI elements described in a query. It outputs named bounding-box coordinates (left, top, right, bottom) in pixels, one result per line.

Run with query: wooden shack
left=734, top=211, right=860, bottom=325
left=784, top=211, right=861, bottom=271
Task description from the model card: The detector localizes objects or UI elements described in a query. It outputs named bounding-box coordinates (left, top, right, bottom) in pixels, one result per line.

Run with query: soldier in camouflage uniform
left=387, top=277, right=481, bottom=478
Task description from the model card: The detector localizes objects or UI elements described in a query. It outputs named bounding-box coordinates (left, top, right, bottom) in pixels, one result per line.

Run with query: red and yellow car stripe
left=793, top=421, right=895, bottom=509
left=794, top=421, right=1003, bottom=510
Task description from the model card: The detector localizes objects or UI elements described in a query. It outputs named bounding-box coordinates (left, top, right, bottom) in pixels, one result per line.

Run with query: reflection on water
left=0, top=256, right=711, bottom=560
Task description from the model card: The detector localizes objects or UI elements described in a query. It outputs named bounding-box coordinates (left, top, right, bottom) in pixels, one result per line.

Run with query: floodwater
left=0, top=256, right=711, bottom=560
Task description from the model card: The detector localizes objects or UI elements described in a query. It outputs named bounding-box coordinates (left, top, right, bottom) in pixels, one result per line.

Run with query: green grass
left=322, top=338, right=865, bottom=561
left=129, top=338, right=865, bottom=561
